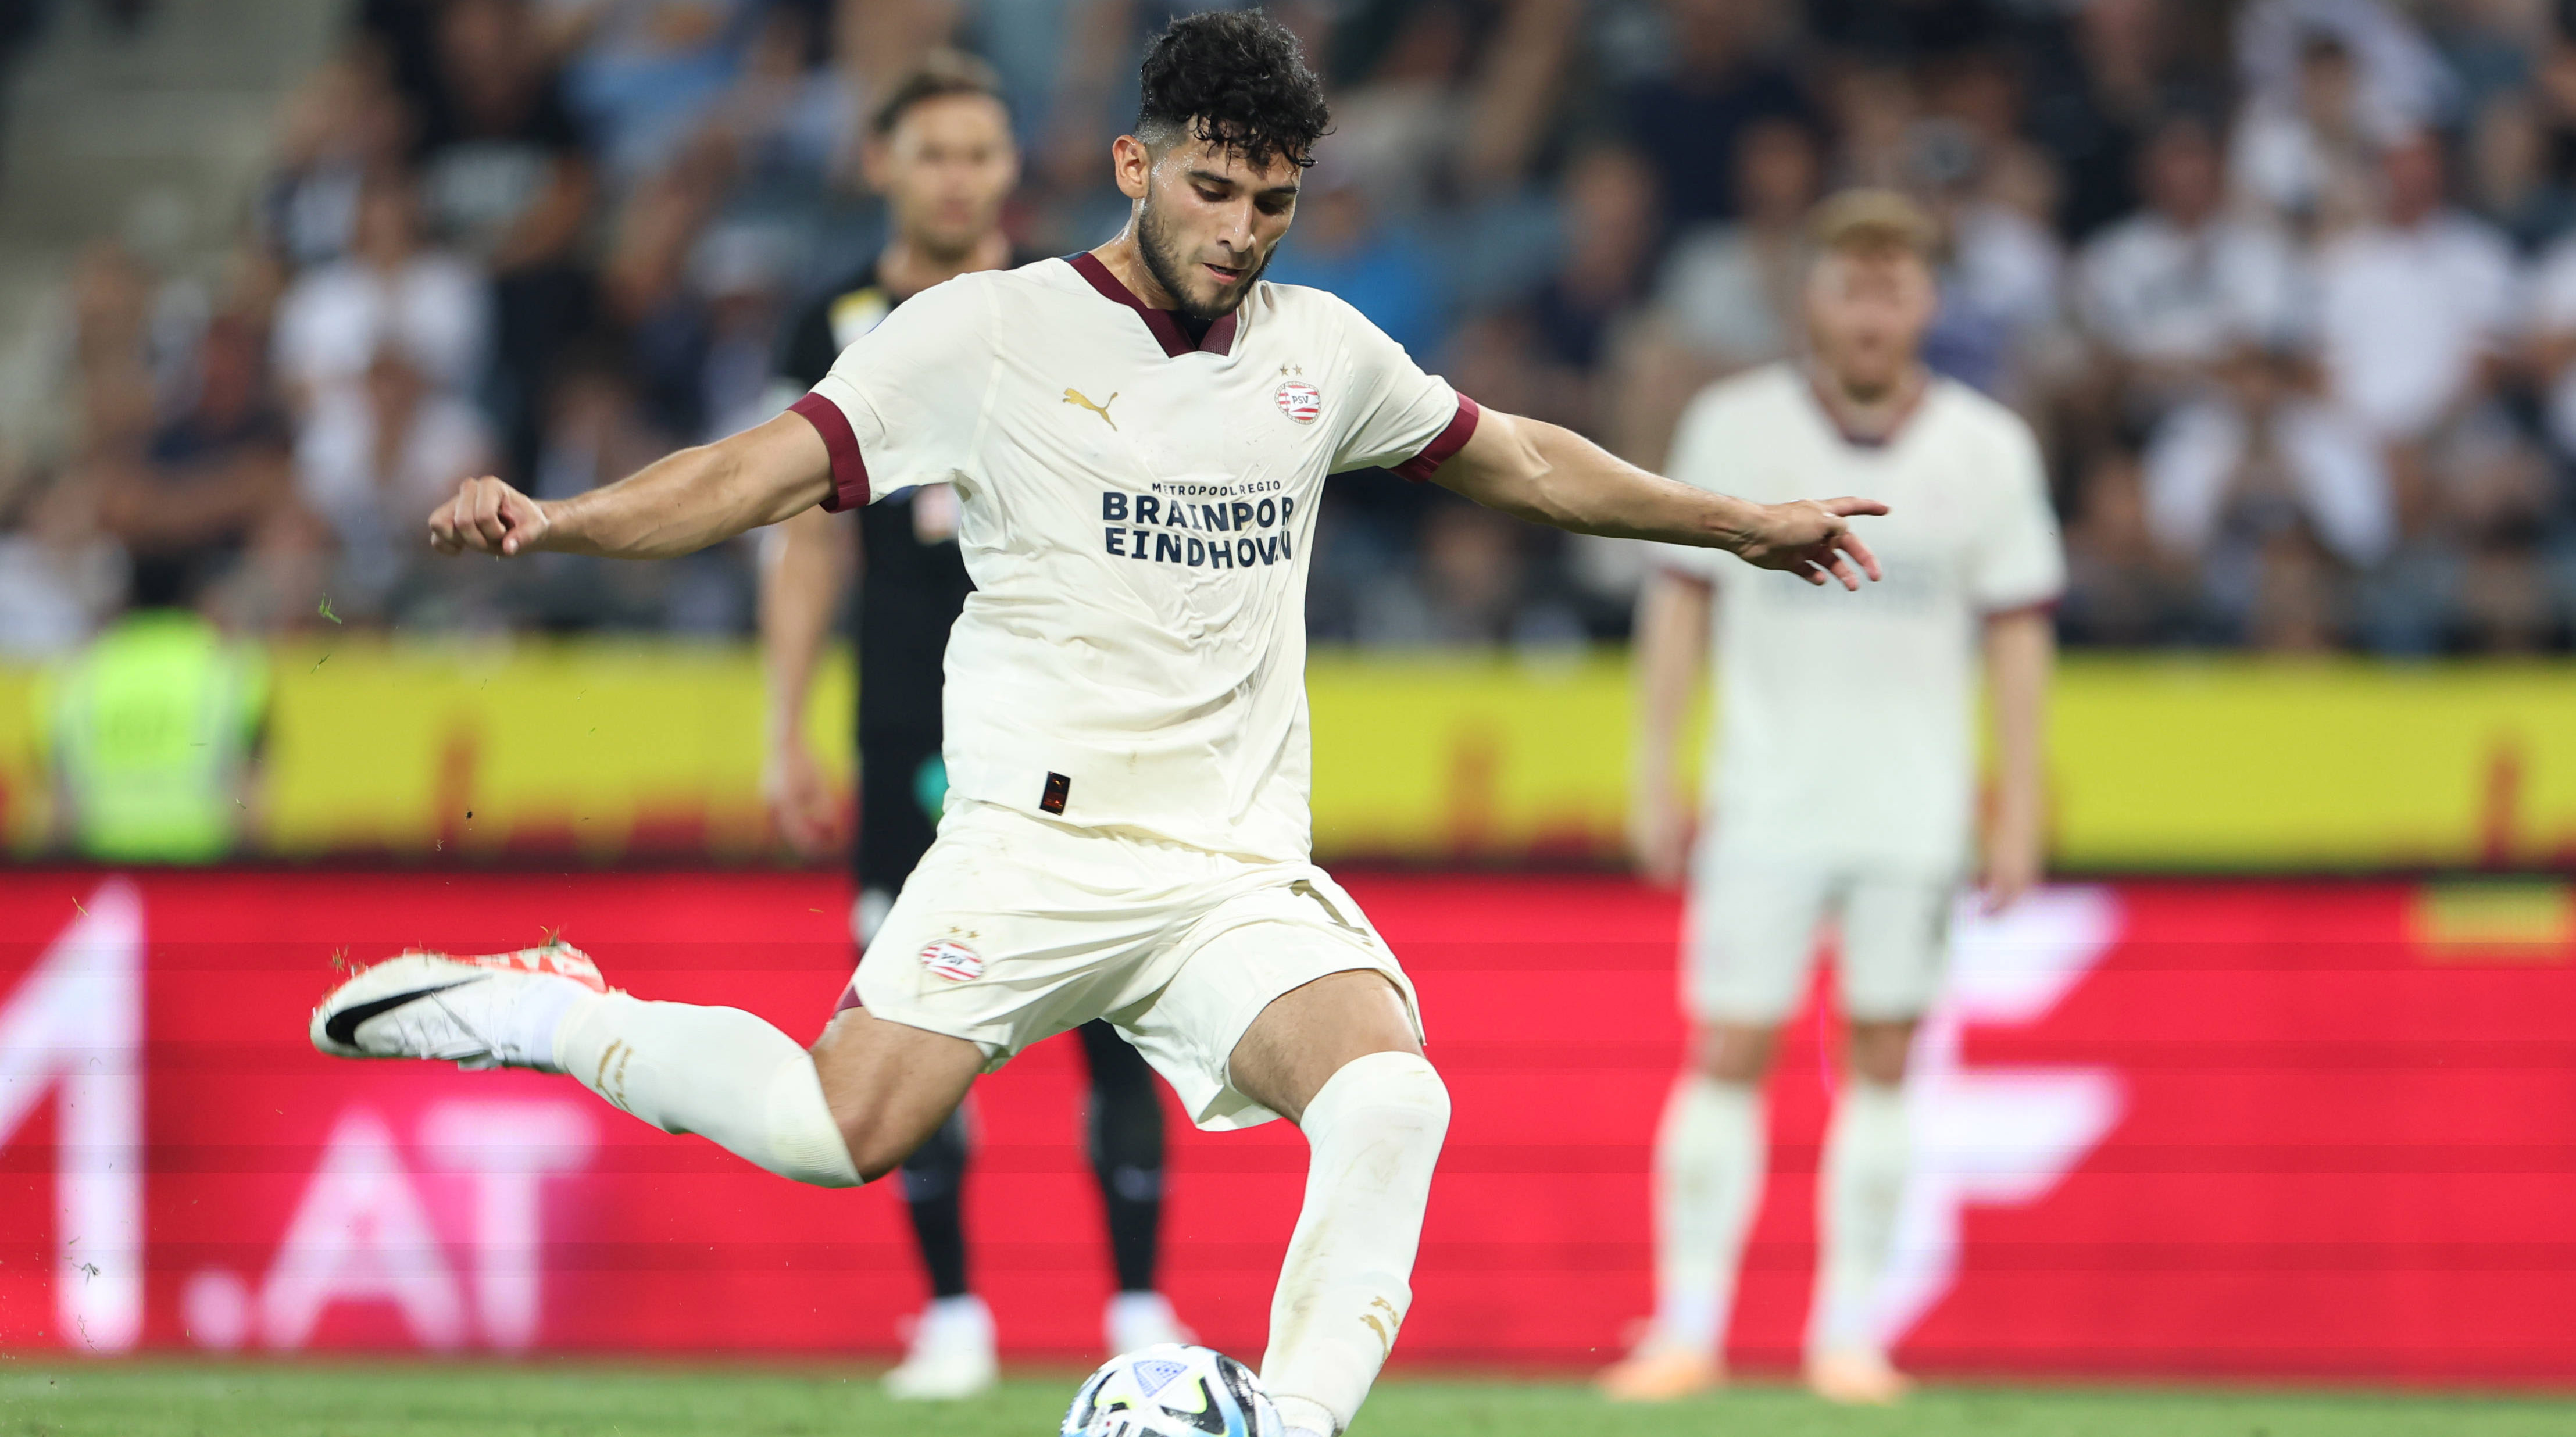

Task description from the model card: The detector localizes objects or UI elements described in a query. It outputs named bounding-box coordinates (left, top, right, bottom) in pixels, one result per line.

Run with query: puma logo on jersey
left=1063, top=388, right=1119, bottom=430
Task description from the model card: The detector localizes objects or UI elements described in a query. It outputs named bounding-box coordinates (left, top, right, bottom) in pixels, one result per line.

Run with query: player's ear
left=1111, top=134, right=1153, bottom=202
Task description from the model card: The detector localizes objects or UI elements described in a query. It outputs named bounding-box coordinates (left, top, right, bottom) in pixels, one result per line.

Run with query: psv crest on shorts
left=920, top=939, right=984, bottom=982
left=1275, top=379, right=1323, bottom=424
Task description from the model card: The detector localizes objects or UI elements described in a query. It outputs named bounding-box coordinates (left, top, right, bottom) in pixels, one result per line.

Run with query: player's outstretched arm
left=1431, top=407, right=1886, bottom=589
left=427, top=409, right=836, bottom=560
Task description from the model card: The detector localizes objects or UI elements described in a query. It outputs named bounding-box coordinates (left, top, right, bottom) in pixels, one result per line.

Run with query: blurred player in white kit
left=1600, top=191, right=2063, bottom=1406
left=307, top=15, right=1885, bottom=1436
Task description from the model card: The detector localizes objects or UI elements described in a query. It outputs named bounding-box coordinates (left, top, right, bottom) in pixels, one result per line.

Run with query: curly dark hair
left=1137, top=9, right=1330, bottom=170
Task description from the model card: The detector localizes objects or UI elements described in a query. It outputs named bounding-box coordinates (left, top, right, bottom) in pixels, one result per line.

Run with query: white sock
left=914, top=1293, right=992, bottom=1343
left=1810, top=1079, right=1908, bottom=1357
left=1259, top=1052, right=1450, bottom=1437
left=554, top=992, right=862, bottom=1188
left=1649, top=1074, right=1764, bottom=1357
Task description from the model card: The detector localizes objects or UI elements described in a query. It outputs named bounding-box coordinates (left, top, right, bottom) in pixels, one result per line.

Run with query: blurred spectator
left=696, top=1, right=852, bottom=189
left=1527, top=146, right=1660, bottom=382
left=1918, top=149, right=2067, bottom=405
left=2023, top=0, right=2216, bottom=241
left=1617, top=0, right=1806, bottom=229
left=2235, top=0, right=2456, bottom=141
left=547, top=0, right=763, bottom=184
left=2074, top=113, right=2305, bottom=419
left=1655, top=117, right=1818, bottom=373
left=1606, top=116, right=1819, bottom=473
left=530, top=337, right=671, bottom=504
left=2464, top=91, right=2576, bottom=252
left=1352, top=498, right=1584, bottom=649
left=515, top=335, right=749, bottom=634
left=601, top=128, right=743, bottom=442
left=92, top=314, right=295, bottom=594
left=2229, top=27, right=2393, bottom=227
left=1446, top=145, right=1659, bottom=441
left=690, top=224, right=793, bottom=441
left=2057, top=448, right=2202, bottom=645
left=272, top=170, right=490, bottom=412
left=1263, top=165, right=1445, bottom=362
left=2424, top=0, right=2549, bottom=119
left=0, top=470, right=128, bottom=659
left=413, top=0, right=598, bottom=470
left=2310, top=134, right=2519, bottom=461
left=2141, top=345, right=2394, bottom=573
left=258, top=55, right=415, bottom=270
left=295, top=346, right=499, bottom=619
left=2527, top=222, right=2576, bottom=457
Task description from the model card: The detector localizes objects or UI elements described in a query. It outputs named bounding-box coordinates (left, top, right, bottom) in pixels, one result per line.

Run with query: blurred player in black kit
left=758, top=51, right=1187, bottom=1399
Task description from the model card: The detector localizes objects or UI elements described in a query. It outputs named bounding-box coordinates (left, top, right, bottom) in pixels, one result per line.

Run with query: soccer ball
left=1060, top=1343, right=1283, bottom=1437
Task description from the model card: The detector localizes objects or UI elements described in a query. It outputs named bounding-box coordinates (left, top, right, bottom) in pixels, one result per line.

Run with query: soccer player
left=1598, top=191, right=2061, bottom=1406
left=760, top=52, right=1188, bottom=1396
left=311, top=16, right=1882, bottom=1435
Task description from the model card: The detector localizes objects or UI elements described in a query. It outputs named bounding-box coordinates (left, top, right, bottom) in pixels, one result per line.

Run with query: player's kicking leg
left=1222, top=970, right=1449, bottom=1437
left=309, top=943, right=980, bottom=1188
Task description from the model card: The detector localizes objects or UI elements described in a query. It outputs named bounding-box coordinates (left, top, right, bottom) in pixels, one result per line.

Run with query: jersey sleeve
left=1970, top=421, right=2067, bottom=612
left=788, top=276, right=993, bottom=512
left=1327, top=305, right=1480, bottom=478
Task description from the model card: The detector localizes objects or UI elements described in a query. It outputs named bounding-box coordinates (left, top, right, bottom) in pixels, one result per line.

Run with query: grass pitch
left=2, top=1363, right=2571, bottom=1437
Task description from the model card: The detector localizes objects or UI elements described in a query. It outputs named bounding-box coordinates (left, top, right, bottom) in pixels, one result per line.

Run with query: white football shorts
left=1683, top=849, right=1957, bottom=1025
left=847, top=799, right=1422, bottom=1131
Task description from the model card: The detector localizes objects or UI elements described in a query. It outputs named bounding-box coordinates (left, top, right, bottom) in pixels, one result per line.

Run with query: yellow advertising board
left=8, top=642, right=2576, bottom=870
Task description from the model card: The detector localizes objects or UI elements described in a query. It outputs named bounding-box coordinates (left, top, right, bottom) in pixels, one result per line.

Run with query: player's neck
left=1806, top=362, right=1929, bottom=447
left=1091, top=233, right=1184, bottom=312
left=878, top=230, right=1012, bottom=301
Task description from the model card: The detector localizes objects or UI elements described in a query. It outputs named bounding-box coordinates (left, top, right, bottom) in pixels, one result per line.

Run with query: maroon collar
left=1805, top=367, right=1928, bottom=451
left=1066, top=251, right=1241, bottom=358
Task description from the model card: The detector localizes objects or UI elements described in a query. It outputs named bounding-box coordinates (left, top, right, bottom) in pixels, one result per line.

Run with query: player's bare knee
left=1846, top=1020, right=1916, bottom=1086
left=1696, top=1023, right=1778, bottom=1085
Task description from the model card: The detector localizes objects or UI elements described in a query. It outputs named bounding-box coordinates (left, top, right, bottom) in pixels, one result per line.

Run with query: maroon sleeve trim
left=788, top=392, right=870, bottom=512
left=1391, top=394, right=1482, bottom=482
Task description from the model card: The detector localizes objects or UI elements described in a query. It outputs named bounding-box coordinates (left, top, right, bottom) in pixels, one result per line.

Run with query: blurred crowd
left=16, top=0, right=2576, bottom=655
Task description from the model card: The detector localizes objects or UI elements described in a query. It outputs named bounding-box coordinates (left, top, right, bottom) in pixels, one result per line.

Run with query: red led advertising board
left=2, top=871, right=2571, bottom=1377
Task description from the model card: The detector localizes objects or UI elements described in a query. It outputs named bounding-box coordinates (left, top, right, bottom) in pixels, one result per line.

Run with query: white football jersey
left=791, top=255, right=1475, bottom=862
left=1663, top=363, right=2063, bottom=871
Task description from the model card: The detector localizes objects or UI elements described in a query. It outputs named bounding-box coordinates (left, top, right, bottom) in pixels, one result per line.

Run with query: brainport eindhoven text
left=1102, top=489, right=1297, bottom=568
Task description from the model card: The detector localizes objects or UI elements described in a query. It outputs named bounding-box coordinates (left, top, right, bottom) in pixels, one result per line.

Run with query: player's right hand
left=1734, top=496, right=1887, bottom=589
left=429, top=475, right=552, bottom=557
left=764, top=736, right=843, bottom=856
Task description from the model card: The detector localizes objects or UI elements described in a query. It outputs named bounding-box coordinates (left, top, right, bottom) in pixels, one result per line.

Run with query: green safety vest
left=43, top=612, right=267, bottom=863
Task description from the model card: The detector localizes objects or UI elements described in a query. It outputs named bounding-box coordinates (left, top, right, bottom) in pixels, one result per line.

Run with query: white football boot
left=883, top=1295, right=999, bottom=1400
left=309, top=944, right=609, bottom=1070
left=1103, top=1290, right=1192, bottom=1357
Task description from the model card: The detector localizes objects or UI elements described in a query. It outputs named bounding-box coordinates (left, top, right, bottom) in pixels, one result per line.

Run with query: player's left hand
left=1733, top=496, right=1887, bottom=589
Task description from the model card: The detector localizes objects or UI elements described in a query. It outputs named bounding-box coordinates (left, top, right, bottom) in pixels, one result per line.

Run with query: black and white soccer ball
left=1060, top=1343, right=1284, bottom=1437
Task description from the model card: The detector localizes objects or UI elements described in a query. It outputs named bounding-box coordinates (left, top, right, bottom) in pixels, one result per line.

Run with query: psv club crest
left=1275, top=378, right=1323, bottom=424
left=920, top=939, right=984, bottom=983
